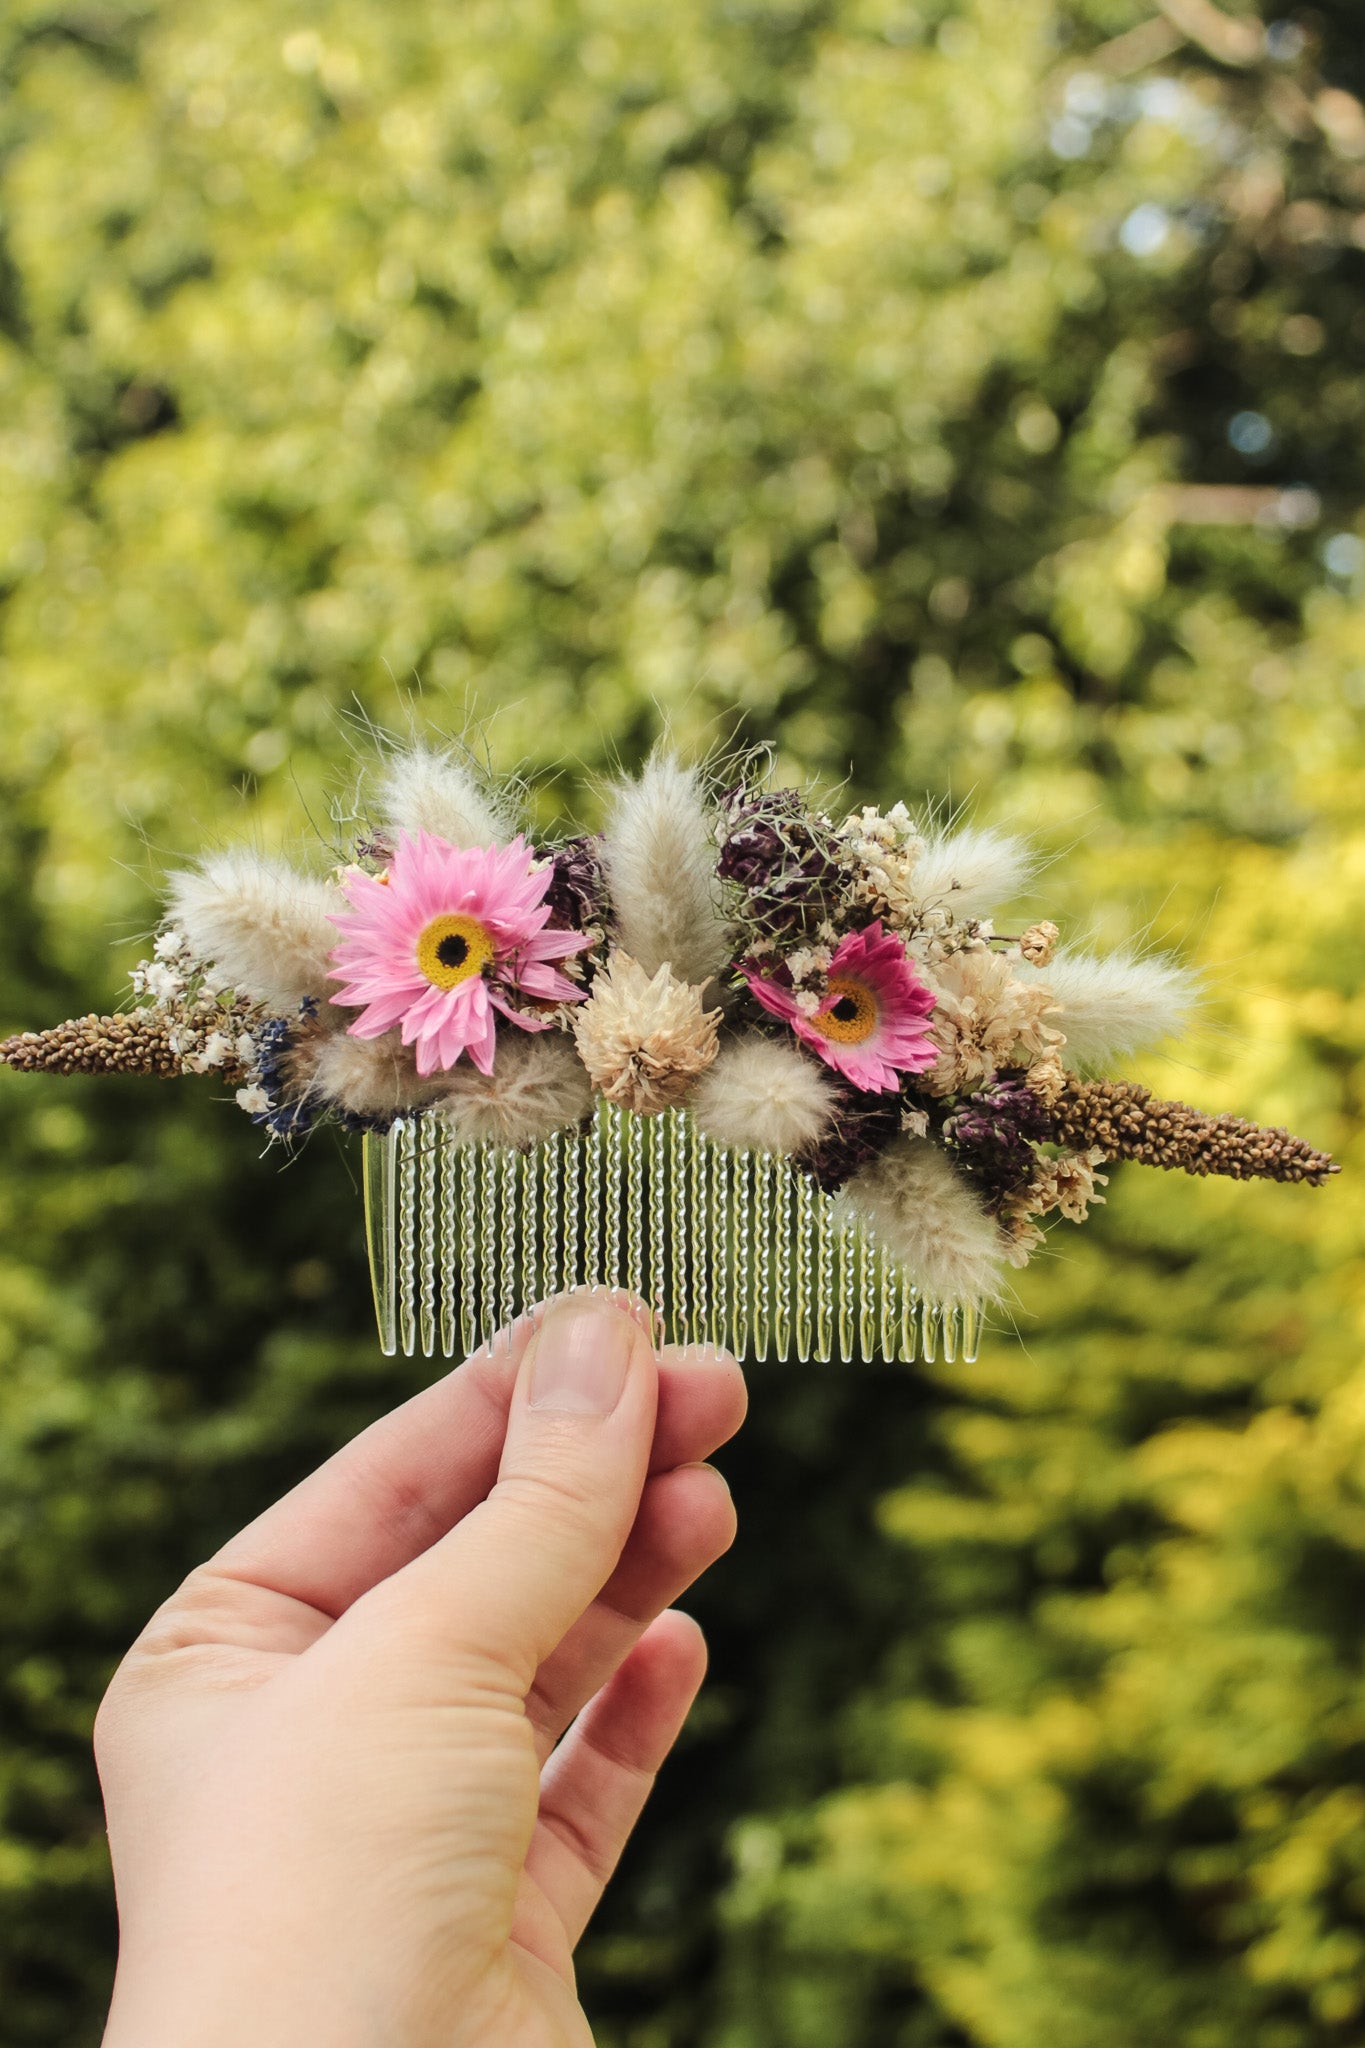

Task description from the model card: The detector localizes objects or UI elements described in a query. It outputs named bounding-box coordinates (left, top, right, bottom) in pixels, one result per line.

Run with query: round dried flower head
left=573, top=951, right=721, bottom=1114
left=1019, top=920, right=1060, bottom=967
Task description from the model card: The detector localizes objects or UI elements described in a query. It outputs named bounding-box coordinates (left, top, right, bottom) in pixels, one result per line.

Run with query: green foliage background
left=1, top=0, right=1363, bottom=2041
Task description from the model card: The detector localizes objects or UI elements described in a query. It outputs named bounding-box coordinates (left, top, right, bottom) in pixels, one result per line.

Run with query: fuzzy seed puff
left=168, top=851, right=345, bottom=1009
left=601, top=753, right=733, bottom=987
left=1019, top=947, right=1199, bottom=1065
left=573, top=951, right=721, bottom=1114
left=283, top=1025, right=449, bottom=1122
left=691, top=1034, right=840, bottom=1155
left=840, top=1135, right=1007, bottom=1305
left=434, top=1031, right=593, bottom=1148
left=375, top=744, right=518, bottom=850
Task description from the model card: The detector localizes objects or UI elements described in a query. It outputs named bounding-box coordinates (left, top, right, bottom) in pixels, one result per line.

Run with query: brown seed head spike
left=1050, top=1077, right=1339, bottom=1186
left=0, top=1012, right=183, bottom=1078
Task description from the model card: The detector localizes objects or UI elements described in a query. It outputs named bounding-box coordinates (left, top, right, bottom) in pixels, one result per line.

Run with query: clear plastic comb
left=362, top=1102, right=983, bottom=1364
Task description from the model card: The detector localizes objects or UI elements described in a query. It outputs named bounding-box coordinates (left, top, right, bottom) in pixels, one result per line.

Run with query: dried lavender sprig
left=1049, top=1077, right=1339, bottom=1186
left=943, top=1075, right=1053, bottom=1212
left=1, top=1012, right=186, bottom=1078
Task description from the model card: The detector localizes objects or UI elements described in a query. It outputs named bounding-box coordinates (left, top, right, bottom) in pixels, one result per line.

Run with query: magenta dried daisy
left=327, top=832, right=590, bottom=1077
left=745, top=922, right=938, bottom=1093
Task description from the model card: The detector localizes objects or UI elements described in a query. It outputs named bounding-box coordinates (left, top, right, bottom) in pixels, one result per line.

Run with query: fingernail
left=527, top=1298, right=636, bottom=1414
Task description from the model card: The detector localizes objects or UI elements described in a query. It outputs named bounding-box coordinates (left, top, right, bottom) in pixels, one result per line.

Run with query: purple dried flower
left=943, top=1074, right=1051, bottom=1212
left=717, top=784, right=846, bottom=942
left=544, top=834, right=608, bottom=933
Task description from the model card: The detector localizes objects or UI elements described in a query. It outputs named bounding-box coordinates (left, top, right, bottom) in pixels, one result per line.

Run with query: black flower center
left=831, top=995, right=860, bottom=1023
left=437, top=933, right=470, bottom=970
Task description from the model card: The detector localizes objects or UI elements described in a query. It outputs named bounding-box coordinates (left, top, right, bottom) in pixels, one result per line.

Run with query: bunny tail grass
left=601, top=753, right=734, bottom=987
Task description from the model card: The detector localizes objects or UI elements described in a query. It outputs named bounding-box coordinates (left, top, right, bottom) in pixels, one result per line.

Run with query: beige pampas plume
left=434, top=1031, right=593, bottom=1148
left=600, top=753, right=733, bottom=987
left=691, top=1034, right=838, bottom=1156
left=285, top=1026, right=449, bottom=1121
left=840, top=1135, right=1007, bottom=1305
left=168, top=851, right=344, bottom=1009
left=375, top=743, right=517, bottom=849
left=909, top=824, right=1038, bottom=920
left=1020, top=947, right=1200, bottom=1065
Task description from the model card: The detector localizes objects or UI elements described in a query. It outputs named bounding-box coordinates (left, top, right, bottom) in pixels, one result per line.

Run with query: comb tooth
left=624, top=1106, right=644, bottom=1306
left=479, top=1138, right=499, bottom=1350
left=729, top=1149, right=750, bottom=1359
left=417, top=1119, right=438, bottom=1360
left=793, top=1168, right=814, bottom=1361
left=521, top=1139, right=541, bottom=1325
left=666, top=1109, right=685, bottom=1346
left=838, top=1210, right=858, bottom=1362
left=396, top=1119, right=418, bottom=1359
left=648, top=1112, right=667, bottom=1344
left=878, top=1239, right=897, bottom=1362
left=439, top=1125, right=458, bottom=1360
left=900, top=1280, right=919, bottom=1364
left=814, top=1179, right=834, bottom=1362
left=559, top=1125, right=579, bottom=1297
left=604, top=1102, right=623, bottom=1295
left=940, top=1304, right=959, bottom=1364
left=960, top=1299, right=982, bottom=1364
left=857, top=1225, right=878, bottom=1361
left=687, top=1114, right=712, bottom=1351
left=584, top=1102, right=603, bottom=1291
left=772, top=1158, right=792, bottom=1363
left=750, top=1151, right=771, bottom=1364
left=363, top=1127, right=399, bottom=1357
left=542, top=1128, right=560, bottom=1303
left=708, top=1139, right=726, bottom=1351
left=458, top=1137, right=479, bottom=1355
left=920, top=1299, right=941, bottom=1364
left=498, top=1148, right=518, bottom=1338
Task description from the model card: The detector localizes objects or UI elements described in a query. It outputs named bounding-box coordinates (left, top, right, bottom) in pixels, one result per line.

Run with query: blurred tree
left=0, top=0, right=1362, bottom=2043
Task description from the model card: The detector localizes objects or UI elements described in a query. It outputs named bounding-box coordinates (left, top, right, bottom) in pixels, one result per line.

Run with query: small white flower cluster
left=836, top=803, right=926, bottom=930
left=130, top=927, right=264, bottom=1094
left=783, top=940, right=834, bottom=1017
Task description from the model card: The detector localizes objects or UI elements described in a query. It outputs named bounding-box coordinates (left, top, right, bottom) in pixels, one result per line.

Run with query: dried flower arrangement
left=2, top=743, right=1338, bottom=1351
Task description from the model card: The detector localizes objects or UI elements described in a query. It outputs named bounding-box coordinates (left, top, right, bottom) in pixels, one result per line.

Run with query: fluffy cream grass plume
left=435, top=1032, right=593, bottom=1148
left=909, top=824, right=1038, bottom=919
left=600, top=754, right=732, bottom=987
left=691, top=1034, right=838, bottom=1156
left=168, top=851, right=343, bottom=1009
left=376, top=744, right=517, bottom=849
left=1020, top=947, right=1200, bottom=1065
left=841, top=1136, right=1007, bottom=1306
left=286, top=1027, right=449, bottom=1121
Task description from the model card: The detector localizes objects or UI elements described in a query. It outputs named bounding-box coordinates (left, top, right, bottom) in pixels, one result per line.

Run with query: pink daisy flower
left=327, top=832, right=590, bottom=1077
left=746, top=922, right=937, bottom=1093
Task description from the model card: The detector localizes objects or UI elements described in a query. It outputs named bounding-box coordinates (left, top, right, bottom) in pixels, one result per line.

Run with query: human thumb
left=376, top=1293, right=660, bottom=1693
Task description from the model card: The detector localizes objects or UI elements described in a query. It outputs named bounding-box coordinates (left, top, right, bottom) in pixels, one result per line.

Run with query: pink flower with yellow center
left=746, top=922, right=937, bottom=1093
left=327, top=832, right=589, bottom=1077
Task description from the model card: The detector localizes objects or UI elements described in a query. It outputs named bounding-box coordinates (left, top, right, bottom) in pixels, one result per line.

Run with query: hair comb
left=3, top=742, right=1338, bottom=1362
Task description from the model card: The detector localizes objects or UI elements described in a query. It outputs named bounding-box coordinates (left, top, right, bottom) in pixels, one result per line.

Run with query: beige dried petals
left=1019, top=919, right=1059, bottom=967
left=573, top=951, right=720, bottom=1115
left=922, top=948, right=1065, bottom=1098
left=1024, top=1046, right=1068, bottom=1106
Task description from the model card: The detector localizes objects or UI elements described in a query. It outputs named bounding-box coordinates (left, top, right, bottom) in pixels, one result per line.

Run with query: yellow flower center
left=415, top=913, right=495, bottom=990
left=813, top=976, right=878, bottom=1045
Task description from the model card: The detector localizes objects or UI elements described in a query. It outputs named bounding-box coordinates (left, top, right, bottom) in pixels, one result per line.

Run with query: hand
left=95, top=1292, right=745, bottom=2048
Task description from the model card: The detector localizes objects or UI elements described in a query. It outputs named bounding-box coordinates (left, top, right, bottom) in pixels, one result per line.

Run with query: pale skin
left=95, top=1292, right=746, bottom=2048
